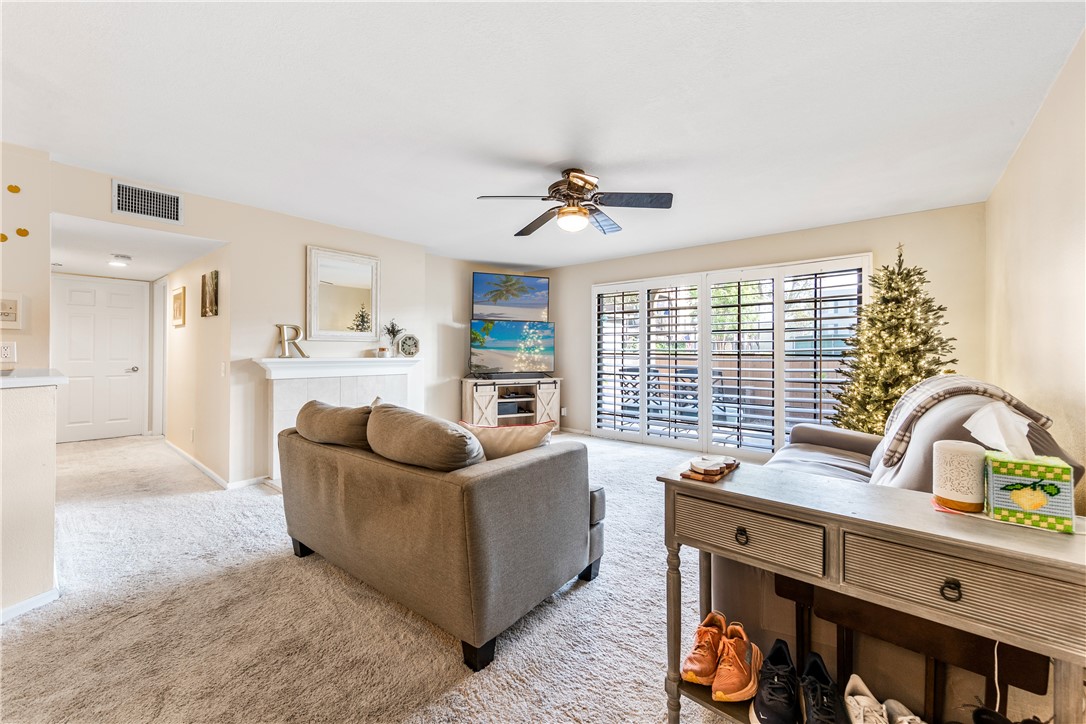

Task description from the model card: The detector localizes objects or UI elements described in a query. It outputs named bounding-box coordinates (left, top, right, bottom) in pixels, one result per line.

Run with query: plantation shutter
left=645, top=284, right=700, bottom=441
left=782, top=268, right=863, bottom=433
left=709, top=278, right=775, bottom=451
left=595, top=290, right=641, bottom=433
left=591, top=254, right=868, bottom=454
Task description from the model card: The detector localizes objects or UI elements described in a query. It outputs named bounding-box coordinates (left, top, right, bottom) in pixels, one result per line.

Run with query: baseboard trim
left=228, top=476, right=270, bottom=490
left=2, top=588, right=59, bottom=623
left=558, top=427, right=588, bottom=435
left=264, top=478, right=282, bottom=492
left=165, top=441, right=230, bottom=489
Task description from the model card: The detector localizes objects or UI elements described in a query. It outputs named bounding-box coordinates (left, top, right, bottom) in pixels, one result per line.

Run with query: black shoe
left=972, top=708, right=1044, bottom=724
left=749, top=639, right=801, bottom=723
left=799, top=652, right=844, bottom=724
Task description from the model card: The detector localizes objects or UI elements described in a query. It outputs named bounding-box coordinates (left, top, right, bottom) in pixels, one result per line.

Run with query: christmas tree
left=348, top=303, right=371, bottom=332
left=831, top=248, right=957, bottom=434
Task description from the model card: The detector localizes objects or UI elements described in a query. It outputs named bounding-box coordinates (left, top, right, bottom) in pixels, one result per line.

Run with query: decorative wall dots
left=3, top=182, right=27, bottom=240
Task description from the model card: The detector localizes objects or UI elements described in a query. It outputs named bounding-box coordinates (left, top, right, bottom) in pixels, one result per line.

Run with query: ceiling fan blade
left=477, top=195, right=552, bottom=200
left=594, top=192, right=673, bottom=209
left=586, top=205, right=621, bottom=235
left=514, top=206, right=561, bottom=236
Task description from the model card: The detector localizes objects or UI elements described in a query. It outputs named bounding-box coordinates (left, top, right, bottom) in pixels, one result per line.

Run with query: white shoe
left=884, top=699, right=927, bottom=724
left=843, top=674, right=889, bottom=724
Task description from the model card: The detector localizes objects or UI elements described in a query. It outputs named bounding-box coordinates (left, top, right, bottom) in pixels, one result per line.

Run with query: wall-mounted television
left=472, top=272, right=549, bottom=322
left=470, top=320, right=555, bottom=375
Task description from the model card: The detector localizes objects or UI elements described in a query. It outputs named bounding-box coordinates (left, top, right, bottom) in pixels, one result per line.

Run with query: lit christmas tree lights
left=831, top=248, right=957, bottom=434
left=348, top=303, right=371, bottom=332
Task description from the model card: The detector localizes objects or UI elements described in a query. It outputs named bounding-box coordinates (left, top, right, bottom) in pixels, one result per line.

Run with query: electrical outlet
left=0, top=341, right=16, bottom=362
left=561, top=407, right=568, bottom=417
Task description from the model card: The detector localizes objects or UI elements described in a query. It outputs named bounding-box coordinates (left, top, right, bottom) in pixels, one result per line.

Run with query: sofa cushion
left=764, top=443, right=873, bottom=483
left=457, top=420, right=557, bottom=460
left=590, top=483, right=606, bottom=525
left=368, top=403, right=484, bottom=471
left=295, top=400, right=373, bottom=450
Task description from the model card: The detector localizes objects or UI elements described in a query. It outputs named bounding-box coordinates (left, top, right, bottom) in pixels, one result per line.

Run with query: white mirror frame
left=306, top=245, right=380, bottom=342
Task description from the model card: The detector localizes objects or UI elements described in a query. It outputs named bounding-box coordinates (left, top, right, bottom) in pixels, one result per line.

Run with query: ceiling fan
left=477, top=168, right=673, bottom=236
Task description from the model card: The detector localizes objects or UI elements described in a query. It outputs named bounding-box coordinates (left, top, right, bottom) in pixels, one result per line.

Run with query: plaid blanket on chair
left=880, top=374, right=1052, bottom=468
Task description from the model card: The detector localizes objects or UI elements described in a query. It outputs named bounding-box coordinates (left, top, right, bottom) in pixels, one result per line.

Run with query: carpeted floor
left=1, top=433, right=723, bottom=723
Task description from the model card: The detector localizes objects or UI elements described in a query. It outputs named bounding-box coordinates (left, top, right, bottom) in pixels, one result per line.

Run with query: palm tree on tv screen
left=483, top=275, right=530, bottom=303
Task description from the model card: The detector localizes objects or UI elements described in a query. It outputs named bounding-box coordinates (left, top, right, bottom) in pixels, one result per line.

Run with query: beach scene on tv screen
left=470, top=321, right=555, bottom=374
left=472, top=273, right=549, bottom=321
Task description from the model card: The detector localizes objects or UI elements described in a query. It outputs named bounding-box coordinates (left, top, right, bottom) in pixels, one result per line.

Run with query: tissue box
left=985, top=452, right=1075, bottom=534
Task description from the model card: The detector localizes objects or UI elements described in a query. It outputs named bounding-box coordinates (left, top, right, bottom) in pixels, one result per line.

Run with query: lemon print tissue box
left=985, top=452, right=1075, bottom=534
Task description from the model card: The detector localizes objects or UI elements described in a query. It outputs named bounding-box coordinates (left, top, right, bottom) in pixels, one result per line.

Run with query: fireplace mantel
left=252, top=356, right=422, bottom=485
left=254, top=356, right=420, bottom=380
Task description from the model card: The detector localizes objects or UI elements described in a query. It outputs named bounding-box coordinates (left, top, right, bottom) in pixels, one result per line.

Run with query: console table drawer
left=675, top=495, right=824, bottom=577
left=844, top=533, right=1086, bottom=657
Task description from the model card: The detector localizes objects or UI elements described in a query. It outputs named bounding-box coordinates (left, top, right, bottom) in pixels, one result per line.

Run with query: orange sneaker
left=681, top=611, right=727, bottom=685
left=711, top=622, right=763, bottom=702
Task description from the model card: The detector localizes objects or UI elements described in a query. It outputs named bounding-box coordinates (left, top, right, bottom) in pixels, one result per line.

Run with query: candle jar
left=932, top=440, right=986, bottom=512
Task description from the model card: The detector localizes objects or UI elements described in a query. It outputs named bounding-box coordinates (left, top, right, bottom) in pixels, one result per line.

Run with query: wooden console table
left=659, top=463, right=1085, bottom=724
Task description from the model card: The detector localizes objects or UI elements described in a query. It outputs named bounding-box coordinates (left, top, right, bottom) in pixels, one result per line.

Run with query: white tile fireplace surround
left=253, top=357, right=422, bottom=486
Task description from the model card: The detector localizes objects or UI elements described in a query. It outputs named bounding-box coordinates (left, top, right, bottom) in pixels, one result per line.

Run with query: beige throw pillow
left=368, top=403, right=484, bottom=471
left=295, top=400, right=373, bottom=450
left=457, top=420, right=557, bottom=460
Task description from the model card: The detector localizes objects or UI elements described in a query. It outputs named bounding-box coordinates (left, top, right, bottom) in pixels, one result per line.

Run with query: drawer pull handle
left=735, top=527, right=749, bottom=546
left=939, top=578, right=963, bottom=602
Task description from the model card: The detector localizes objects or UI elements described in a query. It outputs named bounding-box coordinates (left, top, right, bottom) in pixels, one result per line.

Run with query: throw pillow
left=457, top=420, right=557, bottom=460
left=295, top=400, right=373, bottom=450
left=368, top=403, right=484, bottom=471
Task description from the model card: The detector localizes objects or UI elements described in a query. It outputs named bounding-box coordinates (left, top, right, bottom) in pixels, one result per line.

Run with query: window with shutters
left=595, top=290, right=640, bottom=433
left=783, top=268, right=863, bottom=433
left=592, top=255, right=868, bottom=454
left=710, top=278, right=775, bottom=451
left=646, top=284, right=700, bottom=441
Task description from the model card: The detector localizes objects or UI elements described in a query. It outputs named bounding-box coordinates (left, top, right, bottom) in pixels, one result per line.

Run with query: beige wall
left=987, top=34, right=1085, bottom=466
left=1, top=146, right=476, bottom=483
left=166, top=247, right=232, bottom=479
left=542, top=203, right=988, bottom=432
left=1, top=385, right=57, bottom=611
left=0, top=145, right=51, bottom=369
left=422, top=254, right=474, bottom=421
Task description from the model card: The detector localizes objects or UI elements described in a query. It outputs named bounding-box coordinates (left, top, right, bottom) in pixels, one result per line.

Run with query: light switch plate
left=0, top=341, right=16, bottom=362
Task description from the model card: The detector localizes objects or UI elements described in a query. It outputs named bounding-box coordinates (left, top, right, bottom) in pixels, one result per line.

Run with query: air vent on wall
left=111, top=180, right=184, bottom=225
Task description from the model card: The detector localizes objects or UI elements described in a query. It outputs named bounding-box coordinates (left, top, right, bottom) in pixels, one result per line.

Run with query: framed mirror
left=306, top=246, right=380, bottom=342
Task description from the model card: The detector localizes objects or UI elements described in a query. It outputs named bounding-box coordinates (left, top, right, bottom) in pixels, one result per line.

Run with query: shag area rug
left=2, top=434, right=722, bottom=723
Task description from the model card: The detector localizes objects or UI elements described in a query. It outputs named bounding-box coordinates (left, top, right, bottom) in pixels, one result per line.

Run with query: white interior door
left=52, top=276, right=149, bottom=443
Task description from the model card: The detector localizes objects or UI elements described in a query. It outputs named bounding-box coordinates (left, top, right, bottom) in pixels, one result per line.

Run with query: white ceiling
left=50, top=214, right=225, bottom=282
left=4, top=3, right=1083, bottom=270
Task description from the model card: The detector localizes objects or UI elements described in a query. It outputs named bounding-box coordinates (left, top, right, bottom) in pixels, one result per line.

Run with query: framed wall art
left=201, top=270, right=219, bottom=318
left=171, top=286, right=186, bottom=327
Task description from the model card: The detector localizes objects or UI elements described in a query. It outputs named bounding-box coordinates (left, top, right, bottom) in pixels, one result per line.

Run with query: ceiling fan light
left=556, top=206, right=590, bottom=233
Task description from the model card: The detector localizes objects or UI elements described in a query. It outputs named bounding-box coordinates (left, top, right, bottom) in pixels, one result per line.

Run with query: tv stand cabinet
left=461, top=377, right=561, bottom=427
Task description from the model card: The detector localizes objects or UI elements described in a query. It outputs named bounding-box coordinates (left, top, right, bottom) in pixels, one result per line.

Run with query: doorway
left=49, top=213, right=226, bottom=444
left=52, top=275, right=149, bottom=442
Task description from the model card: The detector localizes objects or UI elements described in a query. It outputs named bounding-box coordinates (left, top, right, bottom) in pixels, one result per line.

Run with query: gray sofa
left=765, top=395, right=1083, bottom=494
left=278, top=429, right=605, bottom=671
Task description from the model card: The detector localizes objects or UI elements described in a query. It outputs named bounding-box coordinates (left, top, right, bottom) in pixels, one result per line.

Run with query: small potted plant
left=382, top=319, right=405, bottom=356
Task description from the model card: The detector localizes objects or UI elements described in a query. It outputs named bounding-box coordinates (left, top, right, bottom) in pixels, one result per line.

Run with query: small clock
left=396, top=333, right=420, bottom=357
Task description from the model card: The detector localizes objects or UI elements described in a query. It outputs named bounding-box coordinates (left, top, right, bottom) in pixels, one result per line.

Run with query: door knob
left=125, top=366, right=140, bottom=373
